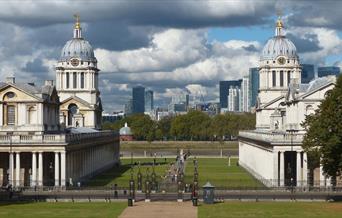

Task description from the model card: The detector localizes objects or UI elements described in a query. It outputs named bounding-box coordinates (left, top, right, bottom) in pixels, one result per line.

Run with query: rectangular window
left=280, top=70, right=284, bottom=87
left=66, top=72, right=70, bottom=89
left=73, top=72, right=77, bottom=89
left=7, top=105, right=15, bottom=125
left=81, top=72, right=84, bottom=89
left=272, top=70, right=276, bottom=87
left=287, top=71, right=291, bottom=85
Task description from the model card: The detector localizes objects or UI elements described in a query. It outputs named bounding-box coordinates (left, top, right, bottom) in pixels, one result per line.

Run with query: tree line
left=103, top=110, right=256, bottom=141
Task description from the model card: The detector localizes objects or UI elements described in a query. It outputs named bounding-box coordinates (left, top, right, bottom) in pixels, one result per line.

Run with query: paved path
left=118, top=201, right=197, bottom=218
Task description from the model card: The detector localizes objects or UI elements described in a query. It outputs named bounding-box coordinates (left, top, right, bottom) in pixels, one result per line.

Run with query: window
left=272, top=70, right=276, bottom=87
left=73, top=72, right=77, bottom=89
left=28, top=106, right=36, bottom=124
left=287, top=71, right=291, bottom=85
left=68, top=104, right=78, bottom=126
left=81, top=72, right=85, bottom=89
left=66, top=72, right=70, bottom=88
left=280, top=70, right=284, bottom=87
left=7, top=105, right=15, bottom=125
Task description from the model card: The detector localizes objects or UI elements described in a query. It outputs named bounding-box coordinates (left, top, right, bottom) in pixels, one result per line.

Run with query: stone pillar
left=31, top=152, right=37, bottom=187
left=54, top=152, right=60, bottom=186
left=296, top=151, right=302, bottom=187
left=319, top=164, right=325, bottom=187
left=280, top=151, right=284, bottom=186
left=9, top=152, right=14, bottom=185
left=273, top=151, right=279, bottom=187
left=38, top=152, right=43, bottom=186
left=303, top=152, right=308, bottom=186
left=61, top=151, right=66, bottom=186
left=15, top=152, right=20, bottom=187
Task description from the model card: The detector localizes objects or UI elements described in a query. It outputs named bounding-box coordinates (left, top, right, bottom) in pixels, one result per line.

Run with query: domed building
left=239, top=17, right=337, bottom=188
left=119, top=123, right=133, bottom=141
left=56, top=15, right=102, bottom=129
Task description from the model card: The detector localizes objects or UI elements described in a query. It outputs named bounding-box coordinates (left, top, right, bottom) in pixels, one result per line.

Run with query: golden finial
left=276, top=9, right=283, bottom=28
left=74, top=14, right=81, bottom=29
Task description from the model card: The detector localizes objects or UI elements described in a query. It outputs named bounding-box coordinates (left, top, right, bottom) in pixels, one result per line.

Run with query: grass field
left=185, top=157, right=264, bottom=188
left=0, top=202, right=126, bottom=218
left=198, top=202, right=342, bottom=218
left=87, top=158, right=174, bottom=187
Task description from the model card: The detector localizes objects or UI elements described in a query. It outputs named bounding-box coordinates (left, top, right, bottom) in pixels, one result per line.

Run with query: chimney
left=45, top=80, right=54, bottom=86
left=6, top=77, right=15, bottom=84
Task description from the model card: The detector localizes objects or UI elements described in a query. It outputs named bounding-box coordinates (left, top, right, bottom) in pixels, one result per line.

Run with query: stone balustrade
left=0, top=131, right=118, bottom=145
left=239, top=130, right=305, bottom=145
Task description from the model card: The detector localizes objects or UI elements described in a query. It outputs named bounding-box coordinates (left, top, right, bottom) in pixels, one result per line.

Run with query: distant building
left=317, top=66, right=340, bottom=77
left=102, top=112, right=124, bottom=123
left=119, top=123, right=133, bottom=141
left=228, top=85, right=240, bottom=112
left=301, top=64, right=315, bottom=83
left=241, top=76, right=250, bottom=112
left=168, top=92, right=189, bottom=112
left=145, top=90, right=154, bottom=112
left=124, top=99, right=133, bottom=115
left=219, top=80, right=242, bottom=109
left=132, top=86, right=145, bottom=113
left=249, top=67, right=259, bottom=108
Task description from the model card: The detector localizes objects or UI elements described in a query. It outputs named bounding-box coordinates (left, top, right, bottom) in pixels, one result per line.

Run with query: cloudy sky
left=1, top=0, right=342, bottom=112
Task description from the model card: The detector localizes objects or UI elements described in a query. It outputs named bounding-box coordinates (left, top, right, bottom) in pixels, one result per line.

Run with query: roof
left=67, top=127, right=99, bottom=133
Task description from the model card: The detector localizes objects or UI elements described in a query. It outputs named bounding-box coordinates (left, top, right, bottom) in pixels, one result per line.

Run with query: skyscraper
left=124, top=99, right=133, bottom=115
left=241, top=76, right=250, bottom=112
left=248, top=67, right=259, bottom=108
left=301, top=64, right=315, bottom=83
left=132, top=86, right=145, bottom=113
left=228, top=86, right=240, bottom=112
left=145, top=90, right=154, bottom=112
left=219, top=80, right=242, bottom=108
left=317, top=66, right=340, bottom=77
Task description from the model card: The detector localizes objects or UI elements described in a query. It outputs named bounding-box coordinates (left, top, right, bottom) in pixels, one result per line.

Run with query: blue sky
left=0, top=0, right=342, bottom=111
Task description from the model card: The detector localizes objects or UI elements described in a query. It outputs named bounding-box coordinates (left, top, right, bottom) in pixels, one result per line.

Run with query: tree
left=302, top=75, right=342, bottom=184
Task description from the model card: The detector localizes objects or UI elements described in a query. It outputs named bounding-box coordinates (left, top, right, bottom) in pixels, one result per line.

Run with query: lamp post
left=128, top=167, right=135, bottom=206
left=145, top=168, right=151, bottom=202
left=137, top=163, right=142, bottom=192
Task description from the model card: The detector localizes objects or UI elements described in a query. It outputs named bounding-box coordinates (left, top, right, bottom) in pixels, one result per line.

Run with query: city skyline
left=1, top=1, right=342, bottom=112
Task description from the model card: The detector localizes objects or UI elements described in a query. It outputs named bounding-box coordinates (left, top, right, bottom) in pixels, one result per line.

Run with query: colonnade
left=7, top=151, right=66, bottom=187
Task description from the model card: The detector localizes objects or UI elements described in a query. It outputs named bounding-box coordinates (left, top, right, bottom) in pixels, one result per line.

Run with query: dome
left=59, top=15, right=96, bottom=62
left=261, top=36, right=297, bottom=60
left=260, top=17, right=298, bottom=61
left=60, top=39, right=95, bottom=61
left=120, top=123, right=132, bottom=136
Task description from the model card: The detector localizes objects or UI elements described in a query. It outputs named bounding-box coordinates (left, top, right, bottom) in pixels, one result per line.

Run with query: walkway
left=118, top=202, right=197, bottom=218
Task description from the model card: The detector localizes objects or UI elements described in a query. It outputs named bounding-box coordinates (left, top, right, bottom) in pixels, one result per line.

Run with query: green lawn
left=0, top=202, right=126, bottom=218
left=185, top=158, right=264, bottom=188
left=87, top=158, right=174, bottom=187
left=198, top=202, right=342, bottom=218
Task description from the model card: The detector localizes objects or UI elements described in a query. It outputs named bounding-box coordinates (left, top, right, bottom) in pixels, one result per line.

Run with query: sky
left=1, top=0, right=342, bottom=112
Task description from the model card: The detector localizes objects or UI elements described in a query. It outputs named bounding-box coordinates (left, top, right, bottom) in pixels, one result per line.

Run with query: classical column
left=15, top=152, right=20, bottom=187
left=38, top=152, right=43, bottom=186
left=280, top=151, right=284, bottom=186
left=296, top=151, right=302, bottom=187
left=303, top=152, right=308, bottom=186
left=9, top=152, right=14, bottom=185
left=54, top=152, right=60, bottom=187
left=273, top=151, right=279, bottom=187
left=31, top=152, right=37, bottom=187
left=60, top=151, right=66, bottom=186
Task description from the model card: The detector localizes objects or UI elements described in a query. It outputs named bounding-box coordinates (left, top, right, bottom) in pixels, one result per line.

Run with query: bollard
left=128, top=198, right=133, bottom=207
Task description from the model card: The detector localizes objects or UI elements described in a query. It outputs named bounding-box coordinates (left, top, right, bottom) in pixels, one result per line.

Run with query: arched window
left=73, top=72, right=77, bottom=89
left=306, top=105, right=314, bottom=116
left=27, top=106, right=36, bottom=124
left=7, top=105, right=15, bottom=125
left=280, top=70, right=284, bottom=87
left=81, top=72, right=85, bottom=89
left=68, top=104, right=78, bottom=126
left=66, top=72, right=70, bottom=89
left=272, top=70, right=276, bottom=87
left=287, top=71, right=291, bottom=85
